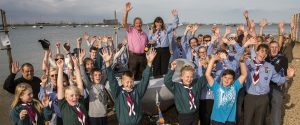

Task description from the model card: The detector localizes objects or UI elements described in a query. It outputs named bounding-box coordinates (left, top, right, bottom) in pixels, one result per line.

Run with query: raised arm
left=42, top=49, right=50, bottom=74
left=101, top=48, right=121, bottom=98
left=190, top=24, right=199, bottom=37
left=122, top=2, right=132, bottom=31
left=166, top=9, right=179, bottom=34
left=71, top=56, right=84, bottom=96
left=3, top=62, right=20, bottom=94
left=278, top=21, right=284, bottom=49
left=164, top=61, right=177, bottom=93
left=259, top=18, right=268, bottom=36
left=205, top=56, right=218, bottom=86
left=56, top=59, right=64, bottom=100
left=238, top=58, right=247, bottom=84
left=136, top=48, right=156, bottom=98
left=243, top=10, right=251, bottom=31
left=55, top=42, right=61, bottom=54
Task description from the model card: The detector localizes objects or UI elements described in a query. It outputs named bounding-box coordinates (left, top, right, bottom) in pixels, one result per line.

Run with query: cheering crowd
left=3, top=2, right=297, bottom=125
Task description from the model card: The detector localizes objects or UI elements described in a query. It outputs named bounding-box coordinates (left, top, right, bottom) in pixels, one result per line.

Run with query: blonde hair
left=11, top=83, right=43, bottom=113
left=64, top=85, right=81, bottom=97
left=180, top=65, right=195, bottom=75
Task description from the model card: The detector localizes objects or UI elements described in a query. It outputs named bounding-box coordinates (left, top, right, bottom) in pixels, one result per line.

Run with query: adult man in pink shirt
left=122, top=2, right=148, bottom=80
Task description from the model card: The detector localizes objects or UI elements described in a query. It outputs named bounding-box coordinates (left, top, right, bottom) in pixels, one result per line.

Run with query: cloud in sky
left=0, top=0, right=300, bottom=24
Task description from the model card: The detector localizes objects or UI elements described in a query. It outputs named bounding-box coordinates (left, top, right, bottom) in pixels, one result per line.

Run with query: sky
left=0, top=0, right=300, bottom=24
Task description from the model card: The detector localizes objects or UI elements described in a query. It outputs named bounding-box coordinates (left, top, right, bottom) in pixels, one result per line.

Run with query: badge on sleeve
left=265, top=67, right=270, bottom=73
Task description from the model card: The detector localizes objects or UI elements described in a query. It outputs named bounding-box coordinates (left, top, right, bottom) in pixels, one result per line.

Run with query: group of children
left=3, top=2, right=297, bottom=125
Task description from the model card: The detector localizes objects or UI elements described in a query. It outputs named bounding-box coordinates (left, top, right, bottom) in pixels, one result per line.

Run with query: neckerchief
left=72, top=103, right=87, bottom=125
left=21, top=102, right=37, bottom=125
left=123, top=90, right=136, bottom=116
left=157, top=30, right=161, bottom=45
left=253, top=60, right=265, bottom=85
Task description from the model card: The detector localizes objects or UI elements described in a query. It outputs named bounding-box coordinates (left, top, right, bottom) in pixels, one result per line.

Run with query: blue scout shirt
left=148, top=16, right=179, bottom=48
left=245, top=59, right=286, bottom=95
left=180, top=36, right=199, bottom=62
left=210, top=80, right=242, bottom=123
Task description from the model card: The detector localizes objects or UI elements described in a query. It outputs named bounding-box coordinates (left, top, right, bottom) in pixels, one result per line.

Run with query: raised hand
left=250, top=20, right=255, bottom=29
left=146, top=48, right=157, bottom=66
left=102, top=35, right=108, bottom=43
left=214, top=26, right=220, bottom=35
left=125, top=2, right=133, bottom=13
left=55, top=42, right=61, bottom=48
left=41, top=94, right=50, bottom=107
left=19, top=110, right=27, bottom=120
left=287, top=65, right=296, bottom=79
left=170, top=61, right=177, bottom=70
left=259, top=18, right=268, bottom=28
left=76, top=37, right=82, bottom=48
left=11, top=62, right=20, bottom=74
left=278, top=21, right=285, bottom=34
left=191, top=24, right=199, bottom=33
left=243, top=37, right=257, bottom=47
left=91, top=36, right=97, bottom=45
left=185, top=24, right=193, bottom=31
left=243, top=10, right=249, bottom=18
left=56, top=59, right=64, bottom=69
left=83, top=32, right=89, bottom=41
left=71, top=56, right=79, bottom=68
left=78, top=48, right=86, bottom=63
left=171, top=9, right=178, bottom=17
left=40, top=74, right=48, bottom=87
left=225, top=26, right=232, bottom=35
left=100, top=48, right=112, bottom=65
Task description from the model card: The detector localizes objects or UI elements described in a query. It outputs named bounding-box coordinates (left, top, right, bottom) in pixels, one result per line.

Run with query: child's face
left=20, top=88, right=33, bottom=103
left=181, top=71, right=194, bottom=86
left=221, top=74, right=234, bottom=87
left=92, top=71, right=102, bottom=84
left=256, top=48, right=268, bottom=62
left=121, top=75, right=134, bottom=92
left=65, top=89, right=80, bottom=106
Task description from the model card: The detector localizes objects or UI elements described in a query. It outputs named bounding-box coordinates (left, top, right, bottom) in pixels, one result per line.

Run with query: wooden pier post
left=0, top=9, right=13, bottom=73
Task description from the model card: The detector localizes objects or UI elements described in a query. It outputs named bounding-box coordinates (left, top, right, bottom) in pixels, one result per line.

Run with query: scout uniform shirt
left=10, top=101, right=53, bottom=125
left=164, top=69, right=207, bottom=114
left=245, top=59, right=286, bottom=95
left=107, top=65, right=151, bottom=125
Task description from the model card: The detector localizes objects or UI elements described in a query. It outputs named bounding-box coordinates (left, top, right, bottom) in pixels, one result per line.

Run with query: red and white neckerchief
left=74, top=104, right=87, bottom=125
left=125, top=92, right=136, bottom=116
left=183, top=85, right=197, bottom=110
left=22, top=103, right=37, bottom=125
left=157, top=30, right=161, bottom=45
left=253, top=60, right=265, bottom=85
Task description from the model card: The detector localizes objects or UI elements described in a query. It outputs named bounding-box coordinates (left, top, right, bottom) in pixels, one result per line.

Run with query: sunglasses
left=55, top=58, right=64, bottom=61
